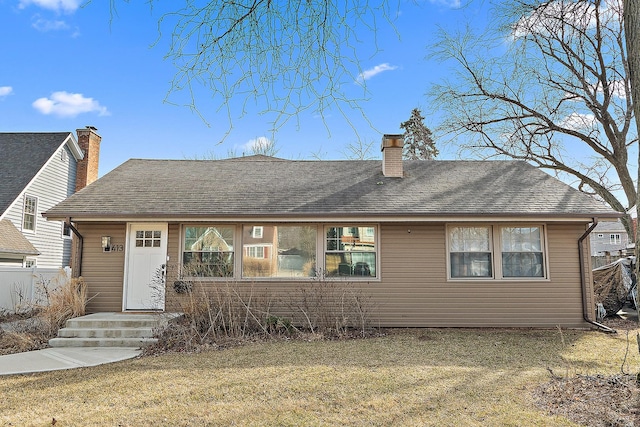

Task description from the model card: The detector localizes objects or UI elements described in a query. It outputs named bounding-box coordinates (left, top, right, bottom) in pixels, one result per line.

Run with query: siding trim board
left=79, top=220, right=596, bottom=328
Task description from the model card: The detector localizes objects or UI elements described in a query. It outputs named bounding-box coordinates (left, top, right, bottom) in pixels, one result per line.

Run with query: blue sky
left=1, top=0, right=485, bottom=176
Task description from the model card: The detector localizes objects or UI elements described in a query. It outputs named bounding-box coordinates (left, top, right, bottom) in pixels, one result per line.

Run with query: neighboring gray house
left=0, top=128, right=101, bottom=268
left=589, top=220, right=629, bottom=257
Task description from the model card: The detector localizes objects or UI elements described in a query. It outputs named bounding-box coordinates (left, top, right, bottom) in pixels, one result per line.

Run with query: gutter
left=66, top=220, right=83, bottom=277
left=578, top=218, right=616, bottom=333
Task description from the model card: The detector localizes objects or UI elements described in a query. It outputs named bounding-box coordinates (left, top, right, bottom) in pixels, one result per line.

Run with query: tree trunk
left=623, top=0, right=640, bottom=334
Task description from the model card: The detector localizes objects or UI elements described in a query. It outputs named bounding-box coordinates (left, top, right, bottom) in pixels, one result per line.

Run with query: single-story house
left=43, top=135, right=620, bottom=328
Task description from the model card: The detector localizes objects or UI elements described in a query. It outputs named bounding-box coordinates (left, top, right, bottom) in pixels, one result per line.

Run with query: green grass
left=0, top=328, right=638, bottom=426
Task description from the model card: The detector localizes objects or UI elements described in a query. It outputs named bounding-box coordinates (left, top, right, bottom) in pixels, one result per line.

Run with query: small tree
left=400, top=108, right=438, bottom=160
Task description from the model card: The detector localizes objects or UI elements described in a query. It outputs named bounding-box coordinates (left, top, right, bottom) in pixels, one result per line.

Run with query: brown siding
left=372, top=223, right=588, bottom=327
left=84, top=221, right=592, bottom=328
left=77, top=222, right=126, bottom=313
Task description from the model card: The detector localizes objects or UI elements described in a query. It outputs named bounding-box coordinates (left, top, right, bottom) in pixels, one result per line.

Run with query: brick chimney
left=75, top=126, right=101, bottom=192
left=381, top=134, right=404, bottom=177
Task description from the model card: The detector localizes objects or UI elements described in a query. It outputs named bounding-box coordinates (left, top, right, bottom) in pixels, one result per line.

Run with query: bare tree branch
left=431, top=0, right=637, bottom=234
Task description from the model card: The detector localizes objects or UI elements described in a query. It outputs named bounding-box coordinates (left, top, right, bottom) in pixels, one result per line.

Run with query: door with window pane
left=124, top=223, right=168, bottom=310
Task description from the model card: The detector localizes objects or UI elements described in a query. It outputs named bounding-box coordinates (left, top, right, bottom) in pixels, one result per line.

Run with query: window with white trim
left=251, top=226, right=263, bottom=239
left=448, top=225, right=546, bottom=279
left=22, top=196, right=37, bottom=232
left=325, top=226, right=377, bottom=278
left=182, top=226, right=234, bottom=277
left=610, top=234, right=621, bottom=245
left=448, top=226, right=492, bottom=278
left=501, top=227, right=544, bottom=277
left=242, top=225, right=316, bottom=278
left=25, top=258, right=36, bottom=268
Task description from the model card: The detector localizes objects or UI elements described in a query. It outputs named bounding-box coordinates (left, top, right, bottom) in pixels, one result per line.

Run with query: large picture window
left=183, top=226, right=234, bottom=277
left=242, top=225, right=316, bottom=278
left=325, top=226, right=376, bottom=278
left=448, top=225, right=546, bottom=280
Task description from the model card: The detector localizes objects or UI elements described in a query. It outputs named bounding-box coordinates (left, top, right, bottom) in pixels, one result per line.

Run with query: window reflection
left=242, top=225, right=317, bottom=278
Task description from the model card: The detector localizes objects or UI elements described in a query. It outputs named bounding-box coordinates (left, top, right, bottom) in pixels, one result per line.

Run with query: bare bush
left=289, top=276, right=374, bottom=338
left=148, top=265, right=376, bottom=354
left=38, top=274, right=88, bottom=335
left=0, top=270, right=89, bottom=355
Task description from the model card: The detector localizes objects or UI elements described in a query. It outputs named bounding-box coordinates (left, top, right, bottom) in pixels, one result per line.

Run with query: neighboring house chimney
left=75, top=126, right=101, bottom=192
left=381, top=134, right=404, bottom=177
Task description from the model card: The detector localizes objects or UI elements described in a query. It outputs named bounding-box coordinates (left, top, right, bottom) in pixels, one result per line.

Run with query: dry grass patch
left=1, top=328, right=639, bottom=426
left=0, top=273, right=87, bottom=355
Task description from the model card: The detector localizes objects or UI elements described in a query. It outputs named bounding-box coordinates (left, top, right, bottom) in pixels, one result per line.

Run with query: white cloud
left=601, top=80, right=627, bottom=99
left=32, top=91, right=110, bottom=118
left=512, top=0, right=622, bottom=39
left=356, top=63, right=398, bottom=82
left=560, top=112, right=597, bottom=131
left=241, top=136, right=273, bottom=154
left=427, top=0, right=461, bottom=8
left=0, top=86, right=13, bottom=98
left=19, top=0, right=81, bottom=13
left=32, top=16, right=69, bottom=32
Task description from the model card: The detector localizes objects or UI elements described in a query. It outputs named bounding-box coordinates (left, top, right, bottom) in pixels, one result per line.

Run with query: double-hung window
left=183, top=226, right=235, bottom=277
left=501, top=227, right=544, bottom=277
left=448, top=225, right=546, bottom=279
left=22, top=196, right=37, bottom=232
left=610, top=234, right=621, bottom=245
left=448, top=226, right=492, bottom=278
left=325, top=226, right=377, bottom=278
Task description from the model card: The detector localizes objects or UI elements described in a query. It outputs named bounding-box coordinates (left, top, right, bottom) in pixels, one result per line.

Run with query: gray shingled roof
left=44, top=157, right=618, bottom=220
left=0, top=132, right=72, bottom=214
left=0, top=219, right=39, bottom=256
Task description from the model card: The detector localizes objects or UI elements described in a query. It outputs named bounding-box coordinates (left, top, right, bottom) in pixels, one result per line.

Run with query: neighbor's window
left=24, top=258, right=36, bottom=268
left=242, top=225, right=316, bottom=278
left=325, top=226, right=377, bottom=278
left=501, top=227, right=544, bottom=277
left=448, top=226, right=492, bottom=278
left=183, top=226, right=234, bottom=277
left=22, top=196, right=37, bottom=232
left=610, top=234, right=621, bottom=245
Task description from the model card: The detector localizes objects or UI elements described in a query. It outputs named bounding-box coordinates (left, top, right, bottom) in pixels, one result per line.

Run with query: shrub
left=0, top=270, right=88, bottom=355
left=148, top=264, right=376, bottom=354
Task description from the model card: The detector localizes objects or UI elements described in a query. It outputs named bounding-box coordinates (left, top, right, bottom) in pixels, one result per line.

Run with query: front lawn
left=0, top=328, right=638, bottom=426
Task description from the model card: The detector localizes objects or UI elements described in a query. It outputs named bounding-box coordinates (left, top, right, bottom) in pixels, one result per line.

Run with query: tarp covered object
left=592, top=257, right=635, bottom=316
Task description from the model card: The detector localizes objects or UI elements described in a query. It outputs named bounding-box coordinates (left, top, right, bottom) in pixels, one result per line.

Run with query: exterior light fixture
left=101, top=236, right=111, bottom=252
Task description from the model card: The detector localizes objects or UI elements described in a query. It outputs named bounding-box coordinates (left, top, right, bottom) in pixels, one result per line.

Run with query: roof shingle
left=44, top=157, right=618, bottom=219
left=0, top=132, right=72, bottom=214
left=0, top=219, right=39, bottom=256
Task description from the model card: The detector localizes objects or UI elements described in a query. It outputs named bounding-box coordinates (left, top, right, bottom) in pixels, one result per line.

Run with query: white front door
left=124, top=223, right=168, bottom=310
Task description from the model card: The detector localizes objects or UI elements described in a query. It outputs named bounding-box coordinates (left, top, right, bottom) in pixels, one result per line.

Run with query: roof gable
left=0, top=219, right=39, bottom=256
left=0, top=132, right=79, bottom=216
left=44, top=157, right=618, bottom=220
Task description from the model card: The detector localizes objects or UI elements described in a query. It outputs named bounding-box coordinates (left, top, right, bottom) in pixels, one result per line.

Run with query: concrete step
left=49, top=313, right=179, bottom=348
left=64, top=316, right=163, bottom=329
left=49, top=337, right=158, bottom=348
left=57, top=327, right=155, bottom=339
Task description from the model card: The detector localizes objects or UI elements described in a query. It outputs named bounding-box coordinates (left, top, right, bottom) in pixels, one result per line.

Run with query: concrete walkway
left=0, top=346, right=142, bottom=376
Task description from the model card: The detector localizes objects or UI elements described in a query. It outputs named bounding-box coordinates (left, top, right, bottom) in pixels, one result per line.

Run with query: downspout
left=578, top=218, right=616, bottom=333
left=66, top=220, right=83, bottom=277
